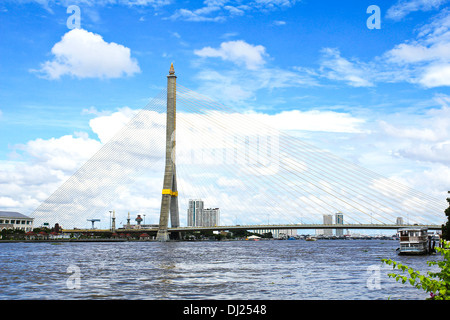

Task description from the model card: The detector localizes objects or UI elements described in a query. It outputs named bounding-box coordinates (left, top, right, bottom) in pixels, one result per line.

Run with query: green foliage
left=1, top=228, right=25, bottom=240
left=443, top=193, right=450, bottom=240
left=382, top=240, right=450, bottom=300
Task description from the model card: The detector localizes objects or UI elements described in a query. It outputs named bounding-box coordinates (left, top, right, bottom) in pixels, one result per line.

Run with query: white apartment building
left=187, top=199, right=220, bottom=227
left=335, top=212, right=344, bottom=237
left=187, top=199, right=204, bottom=227
left=316, top=214, right=333, bottom=236
left=202, top=208, right=220, bottom=227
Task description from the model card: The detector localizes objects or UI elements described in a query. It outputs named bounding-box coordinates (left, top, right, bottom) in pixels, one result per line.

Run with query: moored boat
left=397, top=227, right=429, bottom=255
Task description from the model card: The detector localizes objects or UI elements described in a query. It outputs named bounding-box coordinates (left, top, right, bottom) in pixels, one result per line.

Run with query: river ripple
left=0, top=240, right=442, bottom=300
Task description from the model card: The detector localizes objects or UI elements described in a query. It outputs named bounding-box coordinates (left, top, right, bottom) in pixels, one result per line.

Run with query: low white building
left=0, top=211, right=34, bottom=232
left=252, top=229, right=297, bottom=239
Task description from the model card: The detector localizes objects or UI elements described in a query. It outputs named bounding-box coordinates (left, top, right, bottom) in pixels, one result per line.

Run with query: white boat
left=305, top=236, right=317, bottom=241
left=398, top=228, right=429, bottom=255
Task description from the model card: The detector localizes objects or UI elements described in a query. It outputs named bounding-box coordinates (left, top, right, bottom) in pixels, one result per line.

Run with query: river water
left=0, top=240, right=442, bottom=300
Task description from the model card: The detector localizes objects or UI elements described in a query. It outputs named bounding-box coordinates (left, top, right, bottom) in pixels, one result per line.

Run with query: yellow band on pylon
left=162, top=189, right=178, bottom=196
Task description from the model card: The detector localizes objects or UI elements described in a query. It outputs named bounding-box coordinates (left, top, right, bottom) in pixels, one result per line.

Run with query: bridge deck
left=63, top=223, right=442, bottom=233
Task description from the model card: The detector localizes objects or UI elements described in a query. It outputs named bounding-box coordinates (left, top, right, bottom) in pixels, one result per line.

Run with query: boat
left=305, top=236, right=317, bottom=241
left=397, top=228, right=430, bottom=255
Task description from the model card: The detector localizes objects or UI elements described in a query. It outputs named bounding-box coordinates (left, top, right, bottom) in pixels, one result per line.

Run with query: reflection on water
left=0, top=240, right=442, bottom=300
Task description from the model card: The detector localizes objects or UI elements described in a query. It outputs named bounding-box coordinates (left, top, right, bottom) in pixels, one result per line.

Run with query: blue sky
left=1, top=0, right=450, bottom=228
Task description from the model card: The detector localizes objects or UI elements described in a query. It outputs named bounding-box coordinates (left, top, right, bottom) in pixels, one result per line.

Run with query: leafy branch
left=382, top=240, right=450, bottom=300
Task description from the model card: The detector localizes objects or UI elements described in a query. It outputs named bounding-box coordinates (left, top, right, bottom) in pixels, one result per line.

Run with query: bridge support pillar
left=156, top=64, right=180, bottom=242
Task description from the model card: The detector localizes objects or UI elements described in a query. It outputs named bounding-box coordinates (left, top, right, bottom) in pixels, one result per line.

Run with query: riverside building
left=316, top=214, right=333, bottom=236
left=187, top=199, right=220, bottom=227
left=335, top=212, right=344, bottom=237
left=0, top=211, right=34, bottom=232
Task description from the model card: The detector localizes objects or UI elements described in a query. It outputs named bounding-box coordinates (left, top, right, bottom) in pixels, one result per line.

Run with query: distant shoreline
left=0, top=239, right=140, bottom=243
left=0, top=237, right=396, bottom=243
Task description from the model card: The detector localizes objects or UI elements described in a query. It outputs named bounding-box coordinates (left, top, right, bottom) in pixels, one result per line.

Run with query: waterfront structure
left=157, top=63, right=180, bottom=241
left=0, top=211, right=34, bottom=232
left=252, top=228, right=297, bottom=239
left=135, top=214, right=143, bottom=226
left=396, top=217, right=404, bottom=225
left=87, top=219, right=100, bottom=229
left=139, top=233, right=151, bottom=240
left=335, top=212, right=344, bottom=237
left=316, top=214, right=333, bottom=236
left=111, top=210, right=116, bottom=232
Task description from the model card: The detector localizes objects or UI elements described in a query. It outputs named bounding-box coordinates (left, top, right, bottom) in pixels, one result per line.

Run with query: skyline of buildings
left=187, top=199, right=220, bottom=228
left=316, top=212, right=344, bottom=236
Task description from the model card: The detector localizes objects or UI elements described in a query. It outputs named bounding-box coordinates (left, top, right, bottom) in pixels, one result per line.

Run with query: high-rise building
left=187, top=200, right=220, bottom=227
left=202, top=208, right=220, bottom=227
left=335, top=212, right=344, bottom=237
left=316, top=214, right=333, bottom=236
left=187, top=199, right=204, bottom=227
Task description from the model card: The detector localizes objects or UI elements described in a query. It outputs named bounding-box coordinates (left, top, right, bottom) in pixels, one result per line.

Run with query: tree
left=382, top=240, right=450, bottom=300
left=443, top=191, right=450, bottom=241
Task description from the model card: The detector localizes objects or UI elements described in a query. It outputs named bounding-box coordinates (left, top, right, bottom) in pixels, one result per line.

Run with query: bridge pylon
left=156, top=63, right=180, bottom=241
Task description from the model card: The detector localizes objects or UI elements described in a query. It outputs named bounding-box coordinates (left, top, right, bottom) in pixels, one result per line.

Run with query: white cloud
left=382, top=8, right=450, bottom=87
left=191, top=40, right=317, bottom=104
left=0, top=104, right=364, bottom=224
left=16, top=0, right=172, bottom=8
left=419, top=63, right=450, bottom=87
left=377, top=96, right=450, bottom=167
left=397, top=141, right=450, bottom=164
left=194, top=40, right=268, bottom=70
left=0, top=134, right=103, bottom=217
left=0, top=196, right=21, bottom=208
left=170, top=7, right=226, bottom=22
left=386, top=0, right=449, bottom=20
left=379, top=121, right=441, bottom=141
left=273, top=20, right=286, bottom=25
left=318, top=48, right=374, bottom=87
left=22, top=134, right=102, bottom=172
left=248, top=109, right=365, bottom=133
left=311, top=8, right=450, bottom=88
left=2, top=100, right=446, bottom=227
left=169, top=0, right=296, bottom=22
left=89, top=107, right=139, bottom=143
left=193, top=66, right=316, bottom=105
left=35, top=28, right=141, bottom=79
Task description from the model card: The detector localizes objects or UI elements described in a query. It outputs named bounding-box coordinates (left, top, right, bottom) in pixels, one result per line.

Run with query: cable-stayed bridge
left=32, top=65, right=446, bottom=239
